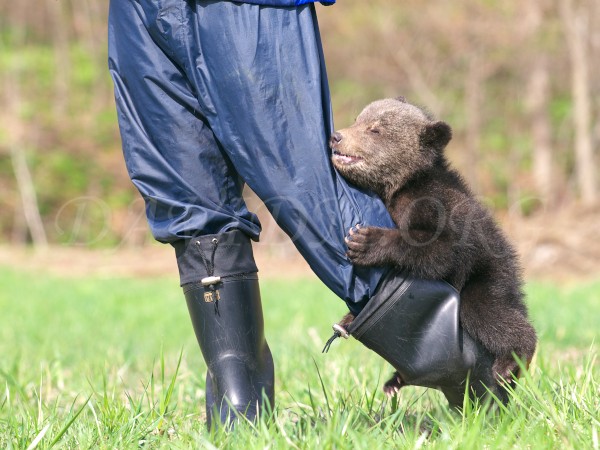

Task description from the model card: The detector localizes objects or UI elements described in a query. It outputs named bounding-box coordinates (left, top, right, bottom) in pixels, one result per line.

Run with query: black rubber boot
left=335, top=271, right=503, bottom=407
left=176, top=230, right=274, bottom=428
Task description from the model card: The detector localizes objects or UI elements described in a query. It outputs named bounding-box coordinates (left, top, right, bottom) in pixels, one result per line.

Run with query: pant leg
left=175, top=1, right=395, bottom=310
left=108, top=0, right=262, bottom=248
left=109, top=0, right=395, bottom=311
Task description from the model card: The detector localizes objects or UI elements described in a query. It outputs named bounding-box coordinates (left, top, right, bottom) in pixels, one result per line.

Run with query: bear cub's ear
left=421, top=121, right=452, bottom=150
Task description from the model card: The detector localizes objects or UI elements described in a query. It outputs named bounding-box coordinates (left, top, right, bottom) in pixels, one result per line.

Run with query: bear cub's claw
left=492, top=356, right=522, bottom=387
left=383, top=372, right=406, bottom=397
left=345, top=225, right=388, bottom=266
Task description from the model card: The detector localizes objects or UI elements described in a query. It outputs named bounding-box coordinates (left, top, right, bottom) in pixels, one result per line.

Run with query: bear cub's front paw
left=345, top=225, right=390, bottom=266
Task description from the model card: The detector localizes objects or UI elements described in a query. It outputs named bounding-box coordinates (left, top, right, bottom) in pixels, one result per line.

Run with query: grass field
left=0, top=266, right=598, bottom=449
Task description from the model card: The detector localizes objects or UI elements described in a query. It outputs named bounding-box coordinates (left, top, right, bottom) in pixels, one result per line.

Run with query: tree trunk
left=2, top=2, right=48, bottom=248
left=528, top=58, right=554, bottom=207
left=524, top=2, right=555, bottom=207
left=562, top=0, right=597, bottom=205
left=50, top=0, right=70, bottom=117
left=10, top=143, right=48, bottom=248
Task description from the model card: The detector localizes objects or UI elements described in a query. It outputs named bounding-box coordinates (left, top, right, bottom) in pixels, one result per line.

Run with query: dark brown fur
left=330, top=97, right=537, bottom=395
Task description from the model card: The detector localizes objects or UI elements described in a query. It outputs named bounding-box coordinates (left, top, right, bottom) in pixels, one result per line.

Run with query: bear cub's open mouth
left=332, top=150, right=363, bottom=165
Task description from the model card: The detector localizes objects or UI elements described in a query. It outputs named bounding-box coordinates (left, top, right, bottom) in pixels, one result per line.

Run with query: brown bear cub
left=330, top=97, right=537, bottom=397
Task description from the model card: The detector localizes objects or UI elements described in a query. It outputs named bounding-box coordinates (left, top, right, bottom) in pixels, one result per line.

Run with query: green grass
left=0, top=267, right=598, bottom=449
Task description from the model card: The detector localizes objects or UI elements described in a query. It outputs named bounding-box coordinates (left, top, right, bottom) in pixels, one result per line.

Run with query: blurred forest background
left=0, top=0, right=599, bottom=277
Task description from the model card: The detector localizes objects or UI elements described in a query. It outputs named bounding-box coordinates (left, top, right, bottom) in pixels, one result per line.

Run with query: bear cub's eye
left=368, top=128, right=380, bottom=134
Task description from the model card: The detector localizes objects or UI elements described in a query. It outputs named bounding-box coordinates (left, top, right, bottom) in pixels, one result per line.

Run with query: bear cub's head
left=330, top=97, right=452, bottom=195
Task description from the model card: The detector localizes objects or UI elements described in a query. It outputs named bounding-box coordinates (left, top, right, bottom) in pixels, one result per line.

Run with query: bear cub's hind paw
left=492, top=356, right=522, bottom=387
left=383, top=372, right=406, bottom=397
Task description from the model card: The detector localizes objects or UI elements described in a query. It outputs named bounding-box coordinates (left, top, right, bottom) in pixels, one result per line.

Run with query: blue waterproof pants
left=108, top=0, right=395, bottom=312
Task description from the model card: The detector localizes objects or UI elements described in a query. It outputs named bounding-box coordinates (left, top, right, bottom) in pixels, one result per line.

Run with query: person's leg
left=108, top=0, right=273, bottom=427
left=108, top=1, right=260, bottom=244
left=107, top=0, right=391, bottom=311
left=172, top=0, right=395, bottom=314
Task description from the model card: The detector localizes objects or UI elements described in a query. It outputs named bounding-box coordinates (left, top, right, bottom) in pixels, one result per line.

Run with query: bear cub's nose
left=329, top=132, right=343, bottom=148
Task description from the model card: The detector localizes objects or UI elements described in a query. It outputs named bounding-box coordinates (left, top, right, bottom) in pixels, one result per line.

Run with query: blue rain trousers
left=108, top=0, right=395, bottom=313
left=231, top=1, right=335, bottom=5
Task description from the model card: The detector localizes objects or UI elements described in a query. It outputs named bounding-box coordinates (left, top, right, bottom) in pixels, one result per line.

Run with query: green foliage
left=0, top=268, right=598, bottom=448
left=330, top=79, right=388, bottom=127
left=2, top=0, right=599, bottom=244
left=0, top=37, right=128, bottom=245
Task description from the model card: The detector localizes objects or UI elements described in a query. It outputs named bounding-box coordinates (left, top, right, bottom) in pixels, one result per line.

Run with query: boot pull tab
left=322, top=323, right=350, bottom=353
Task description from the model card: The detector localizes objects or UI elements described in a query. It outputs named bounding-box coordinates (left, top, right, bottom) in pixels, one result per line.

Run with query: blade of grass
left=26, top=423, right=50, bottom=450
left=157, top=348, right=183, bottom=431
left=48, top=394, right=91, bottom=448
left=312, top=358, right=331, bottom=417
